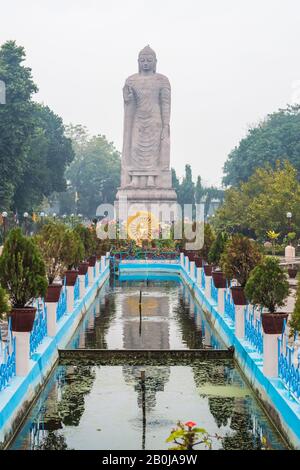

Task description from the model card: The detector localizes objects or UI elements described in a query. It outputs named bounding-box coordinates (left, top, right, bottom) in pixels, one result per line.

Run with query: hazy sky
left=1, top=0, right=300, bottom=186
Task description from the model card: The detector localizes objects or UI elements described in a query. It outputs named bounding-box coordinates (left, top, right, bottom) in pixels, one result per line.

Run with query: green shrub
left=289, top=281, right=300, bottom=336
left=0, top=285, right=10, bottom=318
left=0, top=228, right=47, bottom=307
left=208, top=231, right=229, bottom=265
left=245, top=256, right=289, bottom=313
left=220, top=234, right=262, bottom=287
left=61, top=229, right=84, bottom=270
left=199, top=223, right=216, bottom=261
left=73, top=224, right=96, bottom=259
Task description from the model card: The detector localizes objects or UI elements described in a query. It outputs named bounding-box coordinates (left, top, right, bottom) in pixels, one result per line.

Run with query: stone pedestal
left=14, top=332, right=31, bottom=376
left=78, top=274, right=86, bottom=298
left=190, top=261, right=196, bottom=280
left=45, top=302, right=58, bottom=337
left=196, top=267, right=203, bottom=286
left=285, top=245, right=295, bottom=263
left=217, top=288, right=226, bottom=315
left=66, top=286, right=74, bottom=313
left=180, top=252, right=185, bottom=267
left=205, top=275, right=212, bottom=299
left=235, top=305, right=245, bottom=339
left=263, top=333, right=280, bottom=377
left=88, top=266, right=94, bottom=286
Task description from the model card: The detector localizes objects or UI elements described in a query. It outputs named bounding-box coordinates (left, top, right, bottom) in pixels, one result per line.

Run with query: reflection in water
left=10, top=361, right=286, bottom=450
left=68, top=279, right=223, bottom=350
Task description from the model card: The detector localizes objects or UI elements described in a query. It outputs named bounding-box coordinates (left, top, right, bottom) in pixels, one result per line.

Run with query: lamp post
left=23, top=212, right=29, bottom=235
left=71, top=213, right=74, bottom=228
left=40, top=211, right=45, bottom=226
left=52, top=212, right=56, bottom=221
left=62, top=214, right=67, bottom=224
left=2, top=211, right=8, bottom=241
left=286, top=212, right=292, bottom=234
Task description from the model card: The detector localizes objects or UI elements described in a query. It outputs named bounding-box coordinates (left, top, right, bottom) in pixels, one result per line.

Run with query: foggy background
left=1, top=0, right=300, bottom=186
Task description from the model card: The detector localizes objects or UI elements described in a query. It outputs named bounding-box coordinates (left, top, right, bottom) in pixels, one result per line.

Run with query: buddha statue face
left=138, top=46, right=157, bottom=74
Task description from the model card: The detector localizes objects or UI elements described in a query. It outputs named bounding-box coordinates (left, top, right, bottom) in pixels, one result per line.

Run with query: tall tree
left=177, top=164, right=195, bottom=206
left=61, top=125, right=121, bottom=217
left=223, top=104, right=300, bottom=187
left=13, top=104, right=74, bottom=212
left=0, top=41, right=38, bottom=209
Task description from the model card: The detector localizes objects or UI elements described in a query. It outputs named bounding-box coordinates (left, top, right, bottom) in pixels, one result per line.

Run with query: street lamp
left=23, top=212, right=29, bottom=235
left=52, top=212, right=56, bottom=220
left=287, top=212, right=292, bottom=233
left=71, top=213, right=74, bottom=227
left=62, top=214, right=67, bottom=223
left=2, top=211, right=8, bottom=241
left=40, top=211, right=45, bottom=226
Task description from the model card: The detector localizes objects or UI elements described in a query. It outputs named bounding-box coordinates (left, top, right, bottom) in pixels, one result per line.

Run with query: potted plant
left=245, top=256, right=290, bottom=334
left=35, top=222, right=69, bottom=302
left=0, top=228, right=48, bottom=332
left=73, top=223, right=96, bottom=261
left=287, top=264, right=298, bottom=279
left=208, top=231, right=229, bottom=288
left=62, top=229, right=84, bottom=286
left=220, top=235, right=262, bottom=305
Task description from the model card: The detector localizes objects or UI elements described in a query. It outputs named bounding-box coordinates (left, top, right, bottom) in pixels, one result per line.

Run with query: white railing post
left=263, top=333, right=280, bottom=377
left=235, top=305, right=245, bottom=339
left=66, top=286, right=74, bottom=313
left=13, top=332, right=31, bottom=376
left=190, top=261, right=195, bottom=280
left=184, top=256, right=189, bottom=272
left=45, top=302, right=58, bottom=337
left=196, top=267, right=203, bottom=286
left=205, top=274, right=211, bottom=299
left=180, top=252, right=184, bottom=267
left=88, top=266, right=94, bottom=286
left=217, top=288, right=225, bottom=315
left=101, top=255, right=106, bottom=272
left=78, top=275, right=86, bottom=298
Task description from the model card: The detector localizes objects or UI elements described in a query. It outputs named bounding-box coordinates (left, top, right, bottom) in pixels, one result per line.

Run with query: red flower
left=185, top=421, right=196, bottom=428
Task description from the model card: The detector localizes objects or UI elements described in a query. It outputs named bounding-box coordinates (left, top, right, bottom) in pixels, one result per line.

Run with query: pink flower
left=185, top=421, right=196, bottom=428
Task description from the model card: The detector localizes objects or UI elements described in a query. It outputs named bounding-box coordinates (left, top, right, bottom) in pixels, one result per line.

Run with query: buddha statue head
left=138, top=45, right=157, bottom=74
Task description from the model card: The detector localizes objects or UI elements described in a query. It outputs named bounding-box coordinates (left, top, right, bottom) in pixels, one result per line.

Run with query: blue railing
left=30, top=301, right=47, bottom=356
left=201, top=269, right=205, bottom=289
left=56, top=285, right=67, bottom=322
left=278, top=332, right=300, bottom=402
left=85, top=272, right=89, bottom=288
left=224, top=289, right=235, bottom=323
left=0, top=320, right=16, bottom=391
left=211, top=278, right=218, bottom=304
left=74, top=277, right=80, bottom=303
left=245, top=305, right=263, bottom=354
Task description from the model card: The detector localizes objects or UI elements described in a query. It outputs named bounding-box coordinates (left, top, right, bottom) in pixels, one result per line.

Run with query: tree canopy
left=0, top=41, right=73, bottom=212
left=214, top=161, right=300, bottom=239
left=58, top=124, right=121, bottom=217
left=223, top=104, right=300, bottom=187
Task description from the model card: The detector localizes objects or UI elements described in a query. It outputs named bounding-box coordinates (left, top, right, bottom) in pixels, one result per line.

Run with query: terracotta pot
left=186, top=251, right=198, bottom=261
left=194, top=257, right=203, bottom=268
left=88, top=255, right=97, bottom=267
left=65, top=270, right=78, bottom=286
left=10, top=307, right=36, bottom=332
left=261, top=312, right=289, bottom=334
left=230, top=286, right=247, bottom=305
left=203, top=264, right=215, bottom=276
left=45, top=284, right=62, bottom=303
left=288, top=268, right=298, bottom=279
left=212, top=271, right=227, bottom=289
left=78, top=262, right=89, bottom=275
